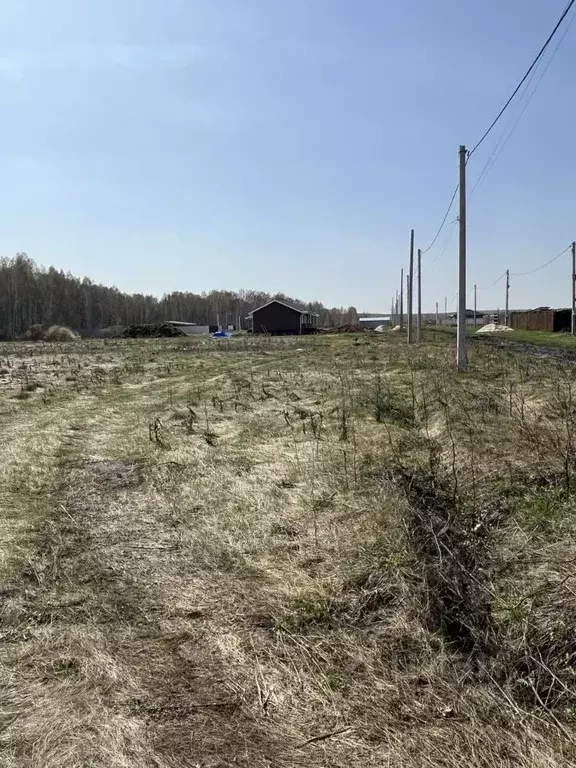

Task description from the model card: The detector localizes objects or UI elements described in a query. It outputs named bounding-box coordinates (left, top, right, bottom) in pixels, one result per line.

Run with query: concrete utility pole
left=435, top=302, right=439, bottom=326
left=416, top=248, right=422, bottom=341
left=474, top=284, right=477, bottom=328
left=505, top=269, right=510, bottom=326
left=457, top=145, right=468, bottom=371
left=400, top=269, right=404, bottom=331
left=571, top=243, right=576, bottom=336
left=407, top=229, right=415, bottom=343
left=407, top=273, right=411, bottom=333
left=395, top=291, right=399, bottom=327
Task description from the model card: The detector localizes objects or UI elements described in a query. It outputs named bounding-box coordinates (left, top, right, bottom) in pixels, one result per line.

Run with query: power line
left=422, top=2, right=575, bottom=262
left=511, top=245, right=571, bottom=276
left=468, top=0, right=576, bottom=158
left=476, top=271, right=508, bottom=290
left=469, top=7, right=576, bottom=197
left=473, top=248, right=571, bottom=291
left=421, top=184, right=459, bottom=254
left=469, top=67, right=543, bottom=198
left=449, top=284, right=475, bottom=304
left=430, top=218, right=458, bottom=264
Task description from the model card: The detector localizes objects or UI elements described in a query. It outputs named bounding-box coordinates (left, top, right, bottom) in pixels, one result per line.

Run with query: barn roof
left=248, top=299, right=319, bottom=316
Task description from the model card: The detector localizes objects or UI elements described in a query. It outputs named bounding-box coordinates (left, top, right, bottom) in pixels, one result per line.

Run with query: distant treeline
left=0, top=253, right=359, bottom=338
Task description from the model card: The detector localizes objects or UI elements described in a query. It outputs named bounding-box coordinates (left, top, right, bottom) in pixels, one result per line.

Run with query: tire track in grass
left=0, top=379, right=288, bottom=768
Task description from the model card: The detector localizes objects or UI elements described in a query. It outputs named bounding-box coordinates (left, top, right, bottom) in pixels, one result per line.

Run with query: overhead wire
left=476, top=271, right=508, bottom=291
left=510, top=245, right=571, bottom=276
left=421, top=2, right=575, bottom=260
left=448, top=284, right=475, bottom=304
left=421, top=184, right=459, bottom=255
left=468, top=0, right=576, bottom=158
left=410, top=3, right=575, bottom=305
left=469, top=68, right=543, bottom=199
left=470, top=248, right=571, bottom=299
left=430, top=219, right=458, bottom=265
left=469, top=7, right=576, bottom=198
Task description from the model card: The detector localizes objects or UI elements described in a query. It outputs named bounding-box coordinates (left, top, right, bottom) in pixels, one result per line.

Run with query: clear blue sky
left=0, top=0, right=574, bottom=312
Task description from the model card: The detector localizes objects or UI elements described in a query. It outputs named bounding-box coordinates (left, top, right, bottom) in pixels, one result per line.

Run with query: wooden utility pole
left=435, top=302, right=439, bottom=326
left=407, top=230, right=414, bottom=343
left=444, top=296, right=447, bottom=325
left=505, top=269, right=510, bottom=326
left=474, top=284, right=477, bottom=327
left=456, top=145, right=467, bottom=371
left=416, top=248, right=422, bottom=341
left=400, top=269, right=404, bottom=331
left=571, top=243, right=576, bottom=336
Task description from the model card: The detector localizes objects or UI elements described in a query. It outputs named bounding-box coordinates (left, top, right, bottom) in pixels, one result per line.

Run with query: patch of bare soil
left=473, top=334, right=576, bottom=363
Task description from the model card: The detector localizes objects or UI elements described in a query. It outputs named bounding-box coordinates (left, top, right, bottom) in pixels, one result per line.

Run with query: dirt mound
left=122, top=323, right=186, bottom=338
left=336, top=323, right=366, bottom=333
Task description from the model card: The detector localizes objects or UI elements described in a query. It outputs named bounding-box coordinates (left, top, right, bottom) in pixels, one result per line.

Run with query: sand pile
left=476, top=323, right=513, bottom=334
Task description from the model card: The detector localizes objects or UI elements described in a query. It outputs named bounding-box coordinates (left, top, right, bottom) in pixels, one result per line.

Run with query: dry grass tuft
left=25, top=324, right=80, bottom=342
left=44, top=325, right=80, bottom=342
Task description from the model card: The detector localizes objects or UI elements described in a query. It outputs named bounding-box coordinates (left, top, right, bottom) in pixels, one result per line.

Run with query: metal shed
left=247, top=300, right=319, bottom=335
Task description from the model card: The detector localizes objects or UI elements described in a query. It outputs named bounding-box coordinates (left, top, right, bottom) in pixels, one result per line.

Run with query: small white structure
left=167, top=321, right=210, bottom=336
left=359, top=317, right=391, bottom=330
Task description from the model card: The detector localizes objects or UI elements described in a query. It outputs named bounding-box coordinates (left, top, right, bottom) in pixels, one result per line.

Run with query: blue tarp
left=212, top=330, right=230, bottom=338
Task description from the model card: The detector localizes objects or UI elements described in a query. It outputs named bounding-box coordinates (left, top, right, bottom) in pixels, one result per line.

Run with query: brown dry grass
left=0, top=332, right=575, bottom=767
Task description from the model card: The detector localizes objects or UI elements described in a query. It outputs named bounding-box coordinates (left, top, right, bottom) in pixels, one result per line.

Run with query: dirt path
left=0, top=349, right=340, bottom=768
left=0, top=379, right=288, bottom=767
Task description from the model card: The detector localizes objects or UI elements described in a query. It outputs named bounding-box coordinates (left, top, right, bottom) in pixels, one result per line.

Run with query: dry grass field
left=1, top=332, right=576, bottom=767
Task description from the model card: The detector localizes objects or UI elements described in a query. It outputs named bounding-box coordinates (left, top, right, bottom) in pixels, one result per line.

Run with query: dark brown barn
left=509, top=308, right=571, bottom=333
left=247, top=300, right=319, bottom=335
